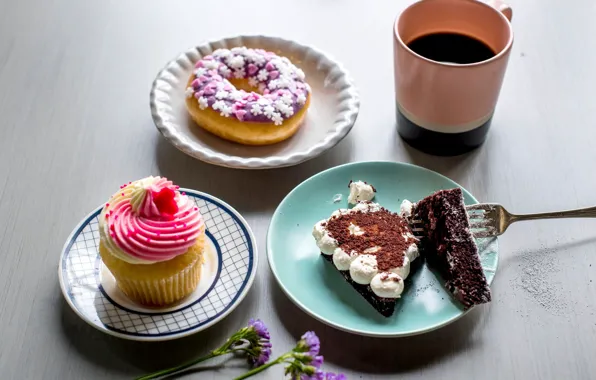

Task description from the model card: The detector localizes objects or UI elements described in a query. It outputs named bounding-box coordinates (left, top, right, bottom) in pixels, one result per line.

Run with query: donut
left=185, top=47, right=311, bottom=145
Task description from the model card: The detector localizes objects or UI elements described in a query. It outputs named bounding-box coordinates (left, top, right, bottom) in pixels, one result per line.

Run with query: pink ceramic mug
left=393, top=0, right=513, bottom=156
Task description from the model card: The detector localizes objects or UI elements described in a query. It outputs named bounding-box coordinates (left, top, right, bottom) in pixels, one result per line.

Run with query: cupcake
left=98, top=176, right=205, bottom=306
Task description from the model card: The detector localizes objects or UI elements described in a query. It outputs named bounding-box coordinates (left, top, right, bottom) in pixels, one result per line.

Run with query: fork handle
left=511, top=206, right=596, bottom=223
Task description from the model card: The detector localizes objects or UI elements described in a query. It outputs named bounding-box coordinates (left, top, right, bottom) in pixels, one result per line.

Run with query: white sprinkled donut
left=185, top=47, right=311, bottom=145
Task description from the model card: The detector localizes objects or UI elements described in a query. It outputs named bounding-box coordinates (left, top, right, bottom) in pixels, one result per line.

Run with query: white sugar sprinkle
left=510, top=248, right=571, bottom=316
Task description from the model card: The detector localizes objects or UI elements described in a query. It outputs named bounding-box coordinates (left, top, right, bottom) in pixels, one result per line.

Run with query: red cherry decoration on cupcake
left=152, top=187, right=178, bottom=218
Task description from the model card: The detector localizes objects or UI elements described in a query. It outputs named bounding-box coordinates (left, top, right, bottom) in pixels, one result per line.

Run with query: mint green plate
left=267, top=161, right=498, bottom=337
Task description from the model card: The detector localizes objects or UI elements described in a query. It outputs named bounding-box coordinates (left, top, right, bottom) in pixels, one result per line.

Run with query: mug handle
left=486, top=0, right=513, bottom=21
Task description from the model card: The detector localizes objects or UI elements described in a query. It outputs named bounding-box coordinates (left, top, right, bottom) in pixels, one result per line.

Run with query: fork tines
left=408, top=204, right=497, bottom=239
left=466, top=204, right=499, bottom=238
left=408, top=219, right=424, bottom=238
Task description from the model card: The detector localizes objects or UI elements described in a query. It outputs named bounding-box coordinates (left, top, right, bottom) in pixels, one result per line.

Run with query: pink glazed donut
left=185, top=47, right=312, bottom=145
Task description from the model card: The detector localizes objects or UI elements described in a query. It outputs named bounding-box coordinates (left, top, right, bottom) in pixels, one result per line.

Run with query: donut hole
left=228, top=78, right=261, bottom=94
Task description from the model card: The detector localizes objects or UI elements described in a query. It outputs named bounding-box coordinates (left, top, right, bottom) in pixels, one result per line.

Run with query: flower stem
left=134, top=352, right=218, bottom=380
left=135, top=331, right=248, bottom=380
left=233, top=360, right=280, bottom=380
left=233, top=354, right=290, bottom=380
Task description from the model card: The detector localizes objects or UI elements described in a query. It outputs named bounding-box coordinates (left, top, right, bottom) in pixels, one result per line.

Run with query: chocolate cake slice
left=412, top=188, right=491, bottom=308
left=313, top=202, right=420, bottom=317
left=320, top=254, right=397, bottom=317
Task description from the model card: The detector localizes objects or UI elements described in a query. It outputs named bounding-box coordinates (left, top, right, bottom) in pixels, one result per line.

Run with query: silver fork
left=412, top=204, right=596, bottom=238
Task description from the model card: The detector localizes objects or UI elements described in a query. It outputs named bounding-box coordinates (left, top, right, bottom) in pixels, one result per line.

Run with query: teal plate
left=267, top=161, right=498, bottom=337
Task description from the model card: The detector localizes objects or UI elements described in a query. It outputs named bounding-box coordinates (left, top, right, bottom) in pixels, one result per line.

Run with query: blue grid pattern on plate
left=62, top=193, right=253, bottom=337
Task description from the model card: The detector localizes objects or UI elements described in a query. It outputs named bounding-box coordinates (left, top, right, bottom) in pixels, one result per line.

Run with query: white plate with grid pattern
left=58, top=189, right=257, bottom=341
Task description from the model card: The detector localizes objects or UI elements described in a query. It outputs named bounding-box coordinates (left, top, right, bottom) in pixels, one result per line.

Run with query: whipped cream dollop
left=390, top=255, right=410, bottom=279
left=406, top=243, right=419, bottom=261
left=370, top=273, right=404, bottom=298
left=333, top=247, right=358, bottom=270
left=313, top=220, right=337, bottom=255
left=350, top=254, right=378, bottom=284
left=99, top=176, right=204, bottom=265
left=312, top=201, right=418, bottom=298
left=347, top=180, right=376, bottom=205
left=400, top=199, right=414, bottom=218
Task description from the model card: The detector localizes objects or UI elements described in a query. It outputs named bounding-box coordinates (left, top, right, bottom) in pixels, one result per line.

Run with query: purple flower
left=248, top=318, right=271, bottom=340
left=311, top=355, right=324, bottom=369
left=250, top=340, right=272, bottom=367
left=298, top=331, right=320, bottom=356
left=246, top=319, right=272, bottom=367
left=137, top=318, right=273, bottom=380
left=325, top=373, right=347, bottom=380
left=300, top=369, right=325, bottom=380
left=283, top=332, right=329, bottom=380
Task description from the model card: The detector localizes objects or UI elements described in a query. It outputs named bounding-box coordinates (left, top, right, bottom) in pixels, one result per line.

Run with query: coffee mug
left=393, top=0, right=513, bottom=156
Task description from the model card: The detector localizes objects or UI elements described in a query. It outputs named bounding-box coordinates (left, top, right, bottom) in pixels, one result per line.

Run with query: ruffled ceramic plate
left=150, top=35, right=359, bottom=169
left=267, top=161, right=498, bottom=337
left=59, top=190, right=257, bottom=341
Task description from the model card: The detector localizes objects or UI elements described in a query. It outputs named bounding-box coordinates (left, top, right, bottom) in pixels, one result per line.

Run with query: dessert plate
left=150, top=35, right=359, bottom=169
left=267, top=161, right=498, bottom=337
left=59, top=190, right=257, bottom=341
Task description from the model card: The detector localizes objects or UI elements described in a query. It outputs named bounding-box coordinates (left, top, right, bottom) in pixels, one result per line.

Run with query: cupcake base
left=99, top=235, right=205, bottom=307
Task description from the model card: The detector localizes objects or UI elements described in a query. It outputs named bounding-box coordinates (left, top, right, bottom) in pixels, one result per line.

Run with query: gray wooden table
left=1, top=0, right=596, bottom=378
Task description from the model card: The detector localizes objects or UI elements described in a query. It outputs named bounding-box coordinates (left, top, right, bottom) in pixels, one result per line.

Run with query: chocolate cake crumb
left=325, top=207, right=412, bottom=271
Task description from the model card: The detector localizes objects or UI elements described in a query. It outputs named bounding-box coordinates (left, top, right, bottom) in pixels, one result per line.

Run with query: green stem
left=134, top=329, right=252, bottom=380
left=135, top=352, right=219, bottom=380
left=229, top=348, right=248, bottom=353
left=233, top=360, right=280, bottom=380
left=233, top=354, right=291, bottom=380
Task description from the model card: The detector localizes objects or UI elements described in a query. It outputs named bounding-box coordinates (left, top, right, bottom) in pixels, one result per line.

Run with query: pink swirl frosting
left=100, top=177, right=204, bottom=264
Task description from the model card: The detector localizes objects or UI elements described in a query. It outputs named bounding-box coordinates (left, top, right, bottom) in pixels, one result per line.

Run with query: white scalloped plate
left=150, top=35, right=360, bottom=169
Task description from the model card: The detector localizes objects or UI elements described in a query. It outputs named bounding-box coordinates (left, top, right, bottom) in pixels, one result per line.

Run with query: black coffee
left=407, top=33, right=496, bottom=64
